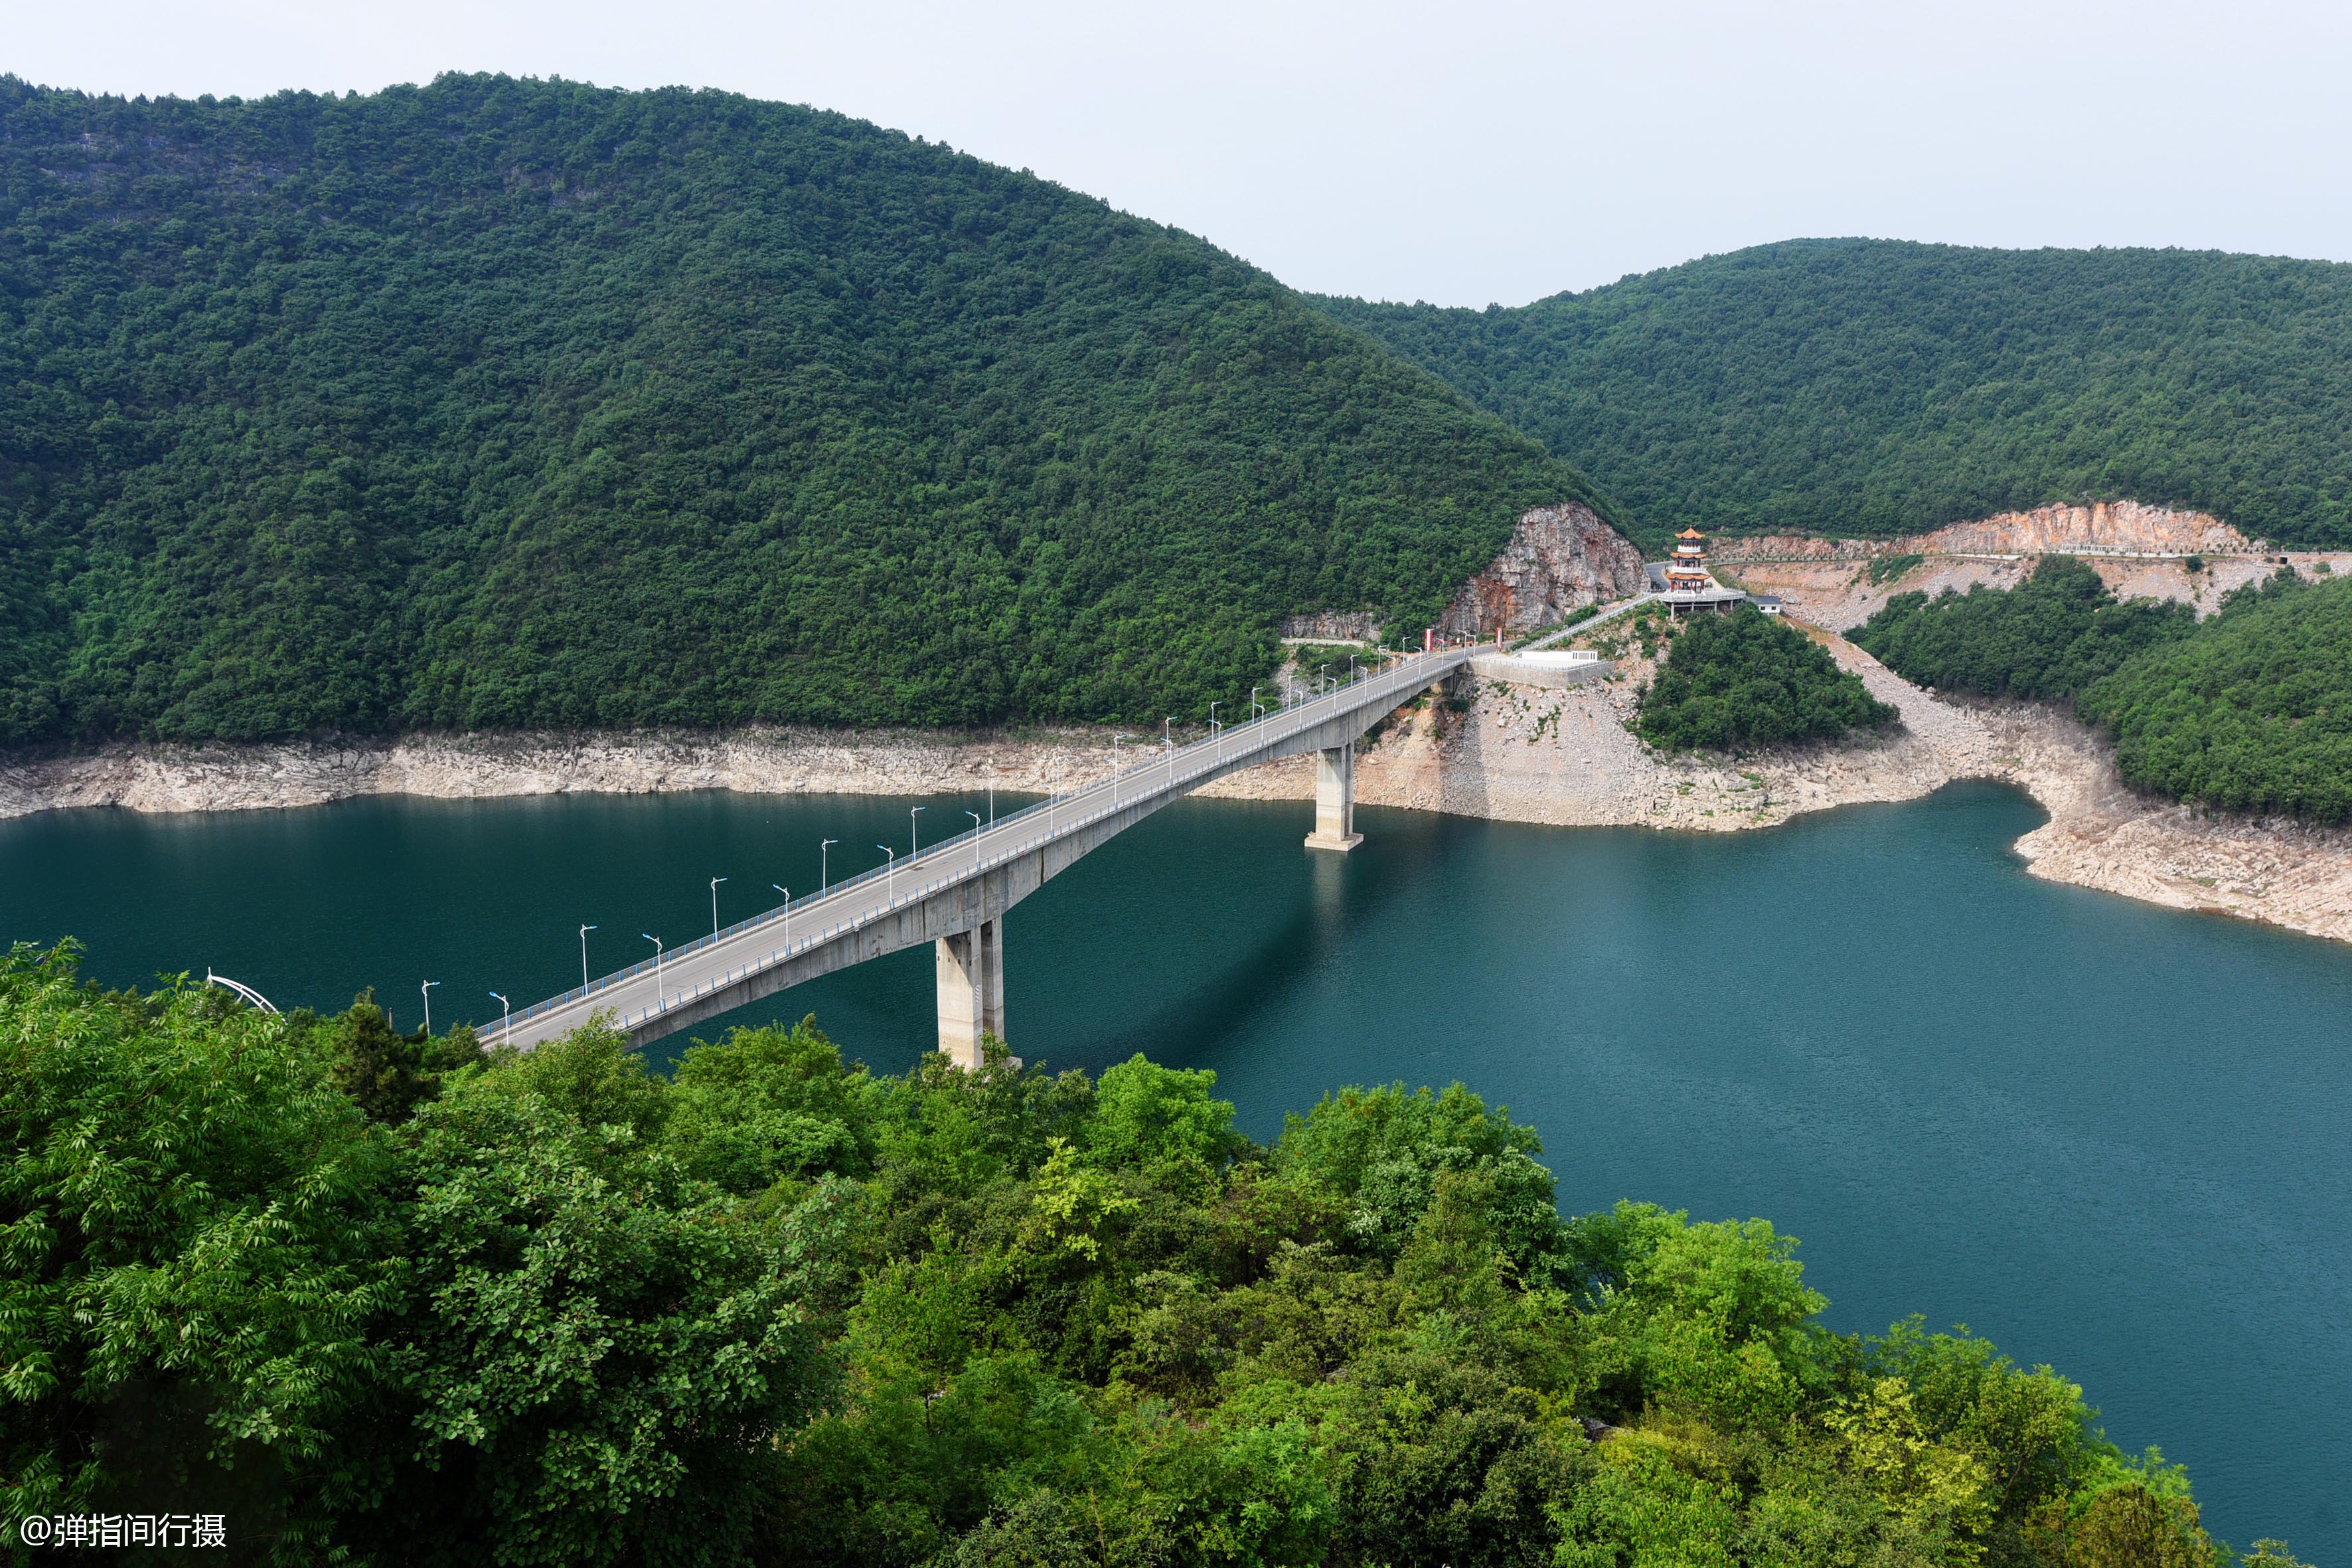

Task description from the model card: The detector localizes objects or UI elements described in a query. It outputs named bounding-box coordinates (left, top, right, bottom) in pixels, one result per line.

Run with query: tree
left=0, top=944, right=398, bottom=1553
left=1636, top=605, right=1896, bottom=752
left=374, top=1028, right=840, bottom=1566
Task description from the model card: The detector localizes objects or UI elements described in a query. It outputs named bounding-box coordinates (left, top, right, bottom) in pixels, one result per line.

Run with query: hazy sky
left=12, top=0, right=2350, bottom=306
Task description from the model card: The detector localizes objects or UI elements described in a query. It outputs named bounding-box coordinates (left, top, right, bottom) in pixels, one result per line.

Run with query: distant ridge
left=0, top=74, right=1605, bottom=745
left=1318, top=240, right=2352, bottom=550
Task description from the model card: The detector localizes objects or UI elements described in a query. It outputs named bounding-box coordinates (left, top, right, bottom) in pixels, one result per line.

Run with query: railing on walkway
left=501, top=645, right=1473, bottom=1036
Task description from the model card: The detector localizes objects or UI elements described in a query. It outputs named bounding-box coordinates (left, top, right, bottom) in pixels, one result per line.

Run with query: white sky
left=10, top=0, right=2351, bottom=306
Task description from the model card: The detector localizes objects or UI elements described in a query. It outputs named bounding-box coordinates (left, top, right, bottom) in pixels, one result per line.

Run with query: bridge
left=493, top=643, right=1476, bottom=1061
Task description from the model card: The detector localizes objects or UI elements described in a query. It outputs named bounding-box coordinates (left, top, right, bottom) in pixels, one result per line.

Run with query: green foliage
left=0, top=944, right=398, bottom=1552
left=1851, top=560, right=2352, bottom=822
left=1851, top=556, right=2197, bottom=702
left=1636, top=605, right=1897, bottom=752
left=1275, top=1081, right=1567, bottom=1277
left=0, top=74, right=1605, bottom=745
left=1087, top=1054, right=1241, bottom=1178
left=2077, top=572, right=2352, bottom=822
left=1318, top=238, right=2352, bottom=550
left=382, top=1027, right=838, bottom=1565
left=326, top=989, right=487, bottom=1123
left=1867, top=553, right=1926, bottom=586
left=1, top=946, right=2280, bottom=1564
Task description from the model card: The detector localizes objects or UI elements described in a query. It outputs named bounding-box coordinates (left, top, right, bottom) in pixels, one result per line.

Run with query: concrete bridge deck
left=493, top=644, right=1473, bottom=1058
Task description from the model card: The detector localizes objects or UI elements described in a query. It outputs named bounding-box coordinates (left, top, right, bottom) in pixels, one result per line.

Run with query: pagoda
left=1666, top=528, right=1712, bottom=593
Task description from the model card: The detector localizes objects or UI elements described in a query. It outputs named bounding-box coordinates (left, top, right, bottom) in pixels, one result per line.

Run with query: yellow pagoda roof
left=1676, top=528, right=1706, bottom=540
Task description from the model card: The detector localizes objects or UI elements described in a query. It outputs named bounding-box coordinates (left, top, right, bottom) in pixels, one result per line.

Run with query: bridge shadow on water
left=643, top=797, right=1436, bottom=1082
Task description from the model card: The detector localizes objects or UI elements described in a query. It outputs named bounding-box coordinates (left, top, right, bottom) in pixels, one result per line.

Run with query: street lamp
left=821, top=838, right=838, bottom=894
left=710, top=876, right=727, bottom=937
left=1349, top=654, right=1358, bottom=686
left=1209, top=700, right=1222, bottom=760
left=878, top=845, right=896, bottom=902
left=772, top=886, right=790, bottom=951
left=489, top=990, right=510, bottom=1048
left=420, top=979, right=439, bottom=1035
left=909, top=805, right=925, bottom=858
left=643, top=934, right=664, bottom=1006
left=967, top=809, right=982, bottom=840
left=1252, top=686, right=1264, bottom=719
left=579, top=923, right=597, bottom=990
left=1318, top=663, right=1330, bottom=695
left=1164, top=716, right=1174, bottom=751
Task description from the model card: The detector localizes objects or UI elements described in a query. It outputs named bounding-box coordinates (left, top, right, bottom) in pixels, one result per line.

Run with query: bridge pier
left=1304, top=744, right=1362, bottom=852
left=936, top=915, right=1006, bottom=1069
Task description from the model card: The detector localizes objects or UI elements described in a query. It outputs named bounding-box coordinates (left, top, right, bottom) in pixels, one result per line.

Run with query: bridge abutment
left=1305, top=743, right=1362, bottom=852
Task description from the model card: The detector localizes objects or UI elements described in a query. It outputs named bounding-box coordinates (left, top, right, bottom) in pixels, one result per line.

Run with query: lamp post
left=772, top=886, right=789, bottom=951
left=1349, top=654, right=1358, bottom=686
left=967, top=809, right=982, bottom=842
left=878, top=845, right=896, bottom=902
left=710, top=876, right=727, bottom=937
left=643, top=934, right=663, bottom=1007
left=909, top=805, right=925, bottom=858
left=420, top=980, right=439, bottom=1035
left=1209, top=700, right=1221, bottom=761
left=1252, top=685, right=1264, bottom=720
left=580, top=923, right=597, bottom=990
left=821, top=838, right=838, bottom=895
left=1318, top=663, right=1330, bottom=696
left=489, top=990, right=510, bottom=1048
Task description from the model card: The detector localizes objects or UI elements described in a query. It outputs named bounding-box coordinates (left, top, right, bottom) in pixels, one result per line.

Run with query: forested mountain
left=1319, top=240, right=2352, bottom=550
left=0, top=75, right=1601, bottom=745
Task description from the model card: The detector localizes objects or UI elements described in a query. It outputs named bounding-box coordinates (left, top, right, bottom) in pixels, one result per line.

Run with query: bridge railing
left=500, top=646, right=1468, bottom=1034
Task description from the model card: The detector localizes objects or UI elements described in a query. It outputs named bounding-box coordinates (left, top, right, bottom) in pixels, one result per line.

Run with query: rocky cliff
left=1439, top=503, right=1647, bottom=638
left=1711, top=501, right=2260, bottom=562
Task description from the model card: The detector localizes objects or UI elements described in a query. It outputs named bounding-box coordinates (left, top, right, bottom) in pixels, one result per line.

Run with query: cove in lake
left=3, top=781, right=2344, bottom=1555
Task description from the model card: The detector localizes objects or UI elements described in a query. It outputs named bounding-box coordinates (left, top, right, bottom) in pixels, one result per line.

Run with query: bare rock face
left=1279, top=611, right=1384, bottom=643
left=1915, top=501, right=2256, bottom=557
left=1710, top=501, right=2258, bottom=563
left=1440, top=503, right=1647, bottom=639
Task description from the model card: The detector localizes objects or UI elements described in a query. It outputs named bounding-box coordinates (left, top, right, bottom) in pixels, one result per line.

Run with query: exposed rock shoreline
left=7, top=637, right=2347, bottom=945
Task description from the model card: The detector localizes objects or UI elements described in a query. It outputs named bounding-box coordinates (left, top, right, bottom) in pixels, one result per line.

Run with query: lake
left=3, top=781, right=2343, bottom=1554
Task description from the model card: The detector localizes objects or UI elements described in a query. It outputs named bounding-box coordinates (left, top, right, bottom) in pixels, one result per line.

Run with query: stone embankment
left=11, top=635, right=2346, bottom=945
left=0, top=730, right=1127, bottom=820
left=1211, top=625, right=2352, bottom=943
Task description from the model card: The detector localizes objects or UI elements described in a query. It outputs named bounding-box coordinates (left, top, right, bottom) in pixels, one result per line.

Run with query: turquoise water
left=3, top=783, right=2344, bottom=1554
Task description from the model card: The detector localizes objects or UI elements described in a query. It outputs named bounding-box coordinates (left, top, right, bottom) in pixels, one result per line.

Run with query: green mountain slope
left=0, top=75, right=1603, bottom=745
left=1319, top=239, right=2352, bottom=550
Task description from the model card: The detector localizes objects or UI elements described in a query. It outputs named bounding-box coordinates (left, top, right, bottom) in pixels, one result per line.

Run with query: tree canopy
left=1636, top=605, right=1897, bottom=753
left=1849, top=558, right=2352, bottom=823
left=1850, top=556, right=2197, bottom=704
left=4, top=942, right=2280, bottom=1565
left=1319, top=240, right=2352, bottom=550
left=0, top=74, right=1605, bottom=745
left=2078, top=572, right=2352, bottom=823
